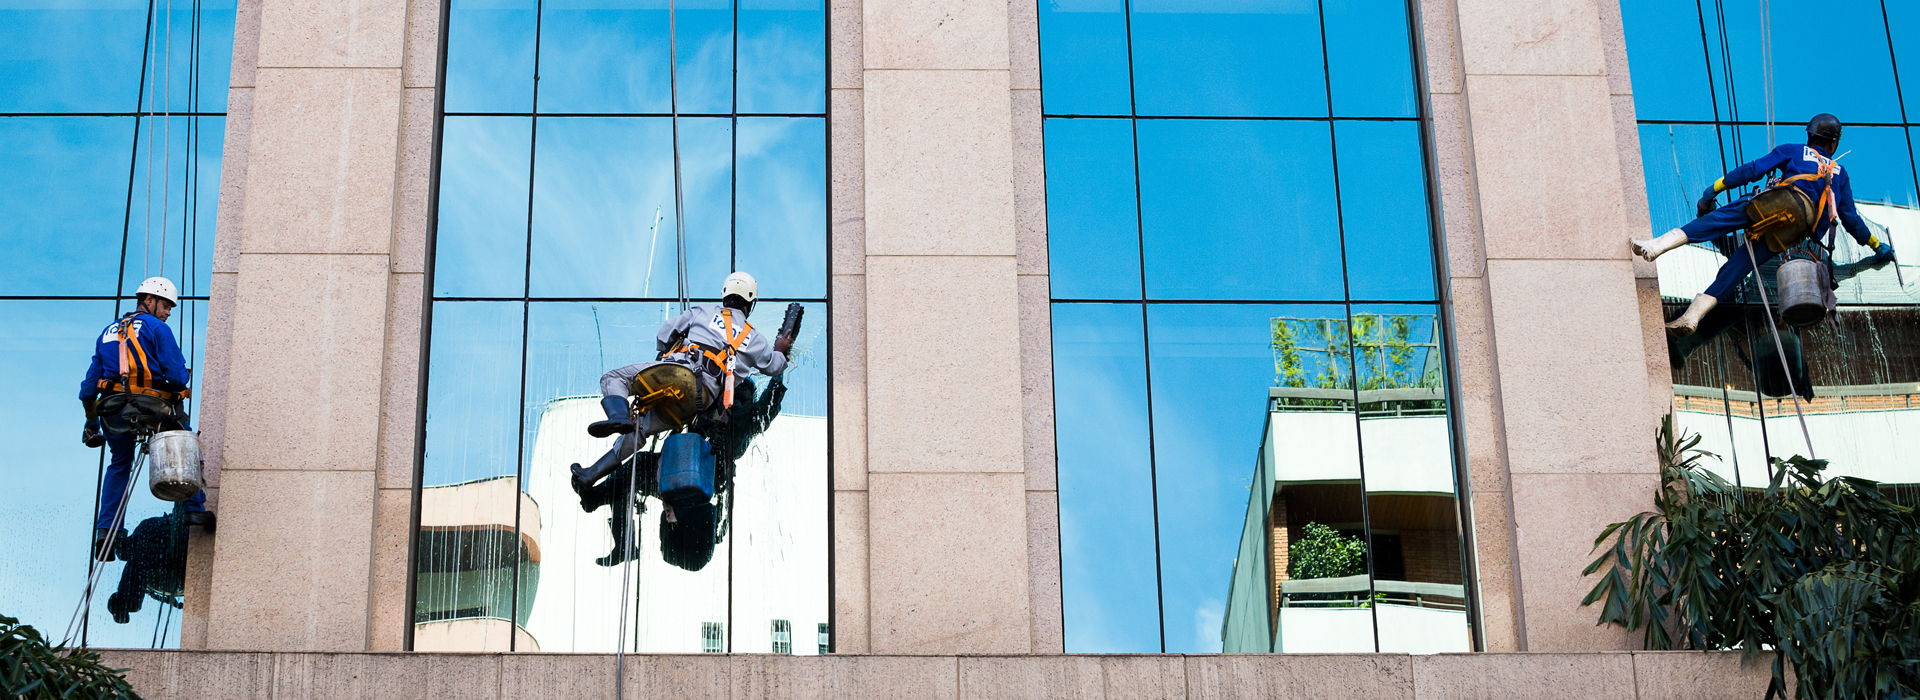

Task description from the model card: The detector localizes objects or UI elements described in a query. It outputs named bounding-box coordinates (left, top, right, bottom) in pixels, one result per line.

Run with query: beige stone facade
left=177, top=0, right=1680, bottom=671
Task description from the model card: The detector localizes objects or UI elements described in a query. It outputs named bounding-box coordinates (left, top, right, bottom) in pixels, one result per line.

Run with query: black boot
left=92, top=528, right=126, bottom=562
left=596, top=510, right=636, bottom=567
left=184, top=509, right=216, bottom=532
left=570, top=445, right=626, bottom=499
left=586, top=395, right=636, bottom=438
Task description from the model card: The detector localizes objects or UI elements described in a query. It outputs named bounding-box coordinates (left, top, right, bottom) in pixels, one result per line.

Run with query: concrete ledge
left=99, top=650, right=1773, bottom=699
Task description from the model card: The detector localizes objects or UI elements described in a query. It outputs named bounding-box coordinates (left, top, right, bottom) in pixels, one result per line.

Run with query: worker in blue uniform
left=1630, top=114, right=1897, bottom=335
left=80, top=277, right=214, bottom=561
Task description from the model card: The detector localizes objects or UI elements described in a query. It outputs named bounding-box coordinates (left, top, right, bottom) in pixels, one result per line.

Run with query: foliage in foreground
left=0, top=614, right=140, bottom=699
left=1584, top=417, right=1920, bottom=699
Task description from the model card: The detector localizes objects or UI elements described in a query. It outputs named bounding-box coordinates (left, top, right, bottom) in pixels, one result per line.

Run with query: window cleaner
left=79, top=276, right=214, bottom=561
left=567, top=272, right=801, bottom=565
left=1629, top=114, right=1898, bottom=336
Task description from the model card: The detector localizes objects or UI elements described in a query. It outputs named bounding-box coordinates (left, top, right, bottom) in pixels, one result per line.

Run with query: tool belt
left=1743, top=185, right=1817, bottom=253
left=94, top=393, right=184, bottom=437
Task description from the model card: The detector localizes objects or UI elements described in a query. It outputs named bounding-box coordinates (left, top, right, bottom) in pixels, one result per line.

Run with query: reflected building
left=411, top=394, right=828, bottom=654
left=1222, top=314, right=1467, bottom=654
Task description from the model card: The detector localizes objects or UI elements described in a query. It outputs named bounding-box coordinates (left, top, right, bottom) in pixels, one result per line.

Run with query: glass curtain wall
left=1623, top=0, right=1920, bottom=496
left=0, top=1, right=234, bottom=650
left=1039, top=0, right=1472, bottom=654
left=416, top=0, right=829, bottom=654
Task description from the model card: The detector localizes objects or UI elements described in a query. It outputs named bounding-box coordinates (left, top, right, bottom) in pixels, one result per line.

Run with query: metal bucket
left=147, top=430, right=205, bottom=502
left=1776, top=257, right=1828, bottom=328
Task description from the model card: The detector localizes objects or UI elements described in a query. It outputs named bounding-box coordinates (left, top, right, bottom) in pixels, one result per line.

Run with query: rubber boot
left=587, top=395, right=636, bottom=438
left=1631, top=229, right=1689, bottom=262
left=596, top=511, right=635, bottom=567
left=570, top=446, right=624, bottom=509
left=1667, top=294, right=1718, bottom=336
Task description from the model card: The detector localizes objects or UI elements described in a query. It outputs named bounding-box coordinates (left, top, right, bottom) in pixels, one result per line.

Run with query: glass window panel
left=1668, top=325, right=1766, bottom=488
left=1129, top=0, right=1327, bottom=118
left=1777, top=307, right=1920, bottom=489
left=0, top=117, right=135, bottom=296
left=727, top=300, right=830, bottom=654
left=529, top=117, right=732, bottom=299
left=416, top=302, right=526, bottom=651
left=0, top=1, right=149, bottom=112
left=435, top=117, right=532, bottom=299
left=1638, top=123, right=1728, bottom=235
left=1044, top=118, right=1141, bottom=300
left=121, top=115, right=224, bottom=299
left=1053, top=303, right=1162, bottom=653
left=1137, top=120, right=1341, bottom=300
left=1336, top=121, right=1434, bottom=301
left=151, top=1, right=238, bottom=114
left=538, top=0, right=733, bottom=115
left=1712, top=1, right=1902, bottom=124
left=1894, top=3, right=1920, bottom=119
left=1322, top=0, right=1415, bottom=118
left=734, top=117, right=827, bottom=299
left=1349, top=304, right=1467, bottom=653
left=444, top=0, right=537, bottom=113
left=0, top=301, right=118, bottom=646
left=737, top=0, right=827, bottom=115
left=1035, top=0, right=1131, bottom=117
left=1618, top=0, right=1716, bottom=122
left=1148, top=303, right=1373, bottom=653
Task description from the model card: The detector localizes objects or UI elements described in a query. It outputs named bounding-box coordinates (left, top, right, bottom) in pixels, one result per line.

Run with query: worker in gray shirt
left=572, top=271, right=792, bottom=491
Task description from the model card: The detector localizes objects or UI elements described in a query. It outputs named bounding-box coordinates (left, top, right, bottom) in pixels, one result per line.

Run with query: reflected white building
left=415, top=394, right=829, bottom=653
left=1223, top=387, right=1471, bottom=655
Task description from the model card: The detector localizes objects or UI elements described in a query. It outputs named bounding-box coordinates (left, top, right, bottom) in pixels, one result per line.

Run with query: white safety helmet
left=135, top=276, right=180, bottom=306
left=721, top=271, right=758, bottom=308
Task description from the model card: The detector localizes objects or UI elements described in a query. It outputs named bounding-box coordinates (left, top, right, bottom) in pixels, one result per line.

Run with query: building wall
left=174, top=0, right=1670, bottom=655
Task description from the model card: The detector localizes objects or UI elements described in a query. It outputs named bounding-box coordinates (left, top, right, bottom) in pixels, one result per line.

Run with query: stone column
left=842, top=0, right=1034, bottom=654
left=1438, top=0, right=1669, bottom=651
left=195, top=0, right=437, bottom=652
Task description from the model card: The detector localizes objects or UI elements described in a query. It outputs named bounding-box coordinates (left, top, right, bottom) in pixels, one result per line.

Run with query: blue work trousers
left=97, top=429, right=206, bottom=530
left=1679, top=196, right=1779, bottom=302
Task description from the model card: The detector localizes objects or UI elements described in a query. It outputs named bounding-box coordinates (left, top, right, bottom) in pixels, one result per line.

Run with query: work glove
left=773, top=333, right=795, bottom=356
left=1695, top=188, right=1719, bottom=218
left=82, top=418, right=105, bottom=448
left=1868, top=241, right=1896, bottom=265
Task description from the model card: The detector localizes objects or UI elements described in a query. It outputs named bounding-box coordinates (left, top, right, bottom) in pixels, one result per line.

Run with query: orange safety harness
left=664, top=308, right=753, bottom=409
left=97, top=313, right=190, bottom=401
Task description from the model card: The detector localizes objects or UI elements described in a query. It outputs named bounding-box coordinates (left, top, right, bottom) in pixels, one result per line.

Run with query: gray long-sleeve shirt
left=655, top=303, right=787, bottom=377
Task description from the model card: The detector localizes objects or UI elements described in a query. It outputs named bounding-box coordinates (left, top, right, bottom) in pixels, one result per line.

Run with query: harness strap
left=667, top=309, right=753, bottom=410
left=106, top=314, right=189, bottom=400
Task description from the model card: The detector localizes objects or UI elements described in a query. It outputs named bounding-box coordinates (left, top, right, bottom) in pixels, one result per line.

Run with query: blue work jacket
left=1721, top=143, right=1873, bottom=247
left=80, top=311, right=190, bottom=402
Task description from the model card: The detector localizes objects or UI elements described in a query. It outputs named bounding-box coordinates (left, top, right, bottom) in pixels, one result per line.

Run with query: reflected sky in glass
left=435, top=117, right=532, bottom=298
left=1619, top=0, right=1715, bottom=122
left=445, top=0, right=537, bottom=113
left=1706, top=1, right=1902, bottom=124
left=0, top=2, right=236, bottom=114
left=1322, top=0, right=1415, bottom=118
left=0, top=117, right=135, bottom=295
left=530, top=117, right=733, bottom=298
left=1035, top=0, right=1130, bottom=116
left=1335, top=121, right=1434, bottom=301
left=1137, top=120, right=1342, bottom=301
left=1053, top=303, right=1161, bottom=653
left=738, top=0, right=827, bottom=114
left=735, top=117, right=827, bottom=298
left=1128, top=0, right=1326, bottom=118
left=1044, top=118, right=1140, bottom=300
left=423, top=302, right=526, bottom=487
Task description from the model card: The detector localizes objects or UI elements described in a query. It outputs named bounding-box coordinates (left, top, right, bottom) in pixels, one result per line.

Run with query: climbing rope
left=1742, top=0, right=1818, bottom=461
left=612, top=0, right=689, bottom=691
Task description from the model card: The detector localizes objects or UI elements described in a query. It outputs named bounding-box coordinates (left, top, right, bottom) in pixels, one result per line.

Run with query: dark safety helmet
left=1806, top=113, right=1842, bottom=150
